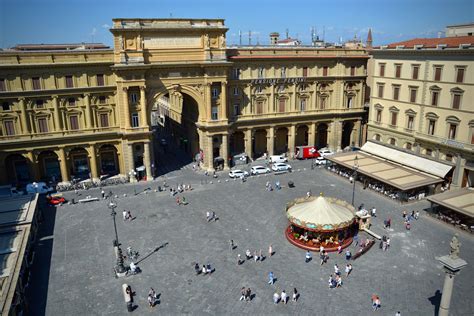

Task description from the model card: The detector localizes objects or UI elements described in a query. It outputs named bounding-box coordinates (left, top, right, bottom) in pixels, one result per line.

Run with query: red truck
left=295, top=146, right=320, bottom=159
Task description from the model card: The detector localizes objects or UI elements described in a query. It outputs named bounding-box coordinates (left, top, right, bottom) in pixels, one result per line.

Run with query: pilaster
left=140, top=86, right=148, bottom=128
left=244, top=129, right=253, bottom=159
left=88, top=145, right=99, bottom=180
left=309, top=122, right=316, bottom=146
left=58, top=147, right=69, bottom=182
left=288, top=125, right=296, bottom=156
left=267, top=126, right=275, bottom=155
left=221, top=82, right=228, bottom=120
left=52, top=96, right=62, bottom=132
left=143, top=141, right=153, bottom=180
left=123, top=87, right=131, bottom=129
left=84, top=93, right=92, bottom=129
left=221, top=134, right=229, bottom=169
left=19, top=98, right=29, bottom=135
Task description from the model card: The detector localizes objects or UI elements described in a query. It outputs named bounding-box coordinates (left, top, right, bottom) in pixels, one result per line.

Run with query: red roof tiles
left=385, top=36, right=473, bottom=49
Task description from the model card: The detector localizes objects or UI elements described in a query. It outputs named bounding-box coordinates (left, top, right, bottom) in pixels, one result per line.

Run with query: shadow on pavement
left=428, top=289, right=441, bottom=316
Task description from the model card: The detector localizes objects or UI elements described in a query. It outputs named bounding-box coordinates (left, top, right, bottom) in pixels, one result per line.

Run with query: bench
left=78, top=197, right=99, bottom=203
left=274, top=171, right=288, bottom=175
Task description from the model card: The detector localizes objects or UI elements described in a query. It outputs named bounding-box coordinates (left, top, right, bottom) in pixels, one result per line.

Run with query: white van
left=26, top=182, right=54, bottom=194
left=269, top=155, right=288, bottom=163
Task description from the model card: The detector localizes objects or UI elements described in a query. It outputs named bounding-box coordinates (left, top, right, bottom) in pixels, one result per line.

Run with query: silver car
left=250, top=165, right=271, bottom=175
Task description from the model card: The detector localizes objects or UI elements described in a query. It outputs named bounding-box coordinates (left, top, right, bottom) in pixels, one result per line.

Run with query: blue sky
left=0, top=0, right=472, bottom=48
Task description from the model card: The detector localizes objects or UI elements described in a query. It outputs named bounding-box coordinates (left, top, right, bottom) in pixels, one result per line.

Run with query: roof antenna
left=286, top=28, right=289, bottom=39
left=248, top=30, right=251, bottom=46
left=239, top=30, right=242, bottom=46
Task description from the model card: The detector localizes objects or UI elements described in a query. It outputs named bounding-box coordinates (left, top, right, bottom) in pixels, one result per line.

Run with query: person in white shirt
left=273, top=292, right=280, bottom=304
left=129, top=262, right=137, bottom=273
left=281, top=290, right=288, bottom=304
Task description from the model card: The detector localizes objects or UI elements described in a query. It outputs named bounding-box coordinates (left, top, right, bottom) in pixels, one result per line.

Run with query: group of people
left=239, top=287, right=252, bottom=301
left=237, top=245, right=273, bottom=265
left=194, top=262, right=214, bottom=275
left=379, top=235, right=391, bottom=251
left=272, top=289, right=298, bottom=304
left=122, top=210, right=133, bottom=221
left=265, top=181, right=281, bottom=191
left=206, top=211, right=218, bottom=222
left=402, top=210, right=419, bottom=230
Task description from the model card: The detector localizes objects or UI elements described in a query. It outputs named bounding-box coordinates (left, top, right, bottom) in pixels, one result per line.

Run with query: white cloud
left=102, top=24, right=110, bottom=29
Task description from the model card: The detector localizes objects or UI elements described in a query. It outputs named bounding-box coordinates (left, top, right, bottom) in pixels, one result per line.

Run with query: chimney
left=270, top=32, right=280, bottom=45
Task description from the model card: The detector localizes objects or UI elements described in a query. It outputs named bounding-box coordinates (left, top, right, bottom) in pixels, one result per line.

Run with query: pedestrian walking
left=292, top=288, right=298, bottom=302
left=176, top=196, right=180, bottom=205
left=281, top=290, right=288, bottom=304
left=230, top=239, right=234, bottom=251
left=240, top=287, right=246, bottom=301
left=268, top=271, right=274, bottom=284
left=371, top=207, right=377, bottom=217
left=415, top=210, right=420, bottom=220
left=345, top=249, right=352, bottom=261
left=259, top=249, right=263, bottom=261
left=237, top=254, right=242, bottom=265
left=354, top=234, right=359, bottom=246
left=194, top=262, right=200, bottom=275
left=268, top=244, right=273, bottom=257
left=123, top=210, right=127, bottom=221
left=101, top=189, right=105, bottom=199
left=202, top=264, right=207, bottom=275
left=254, top=250, right=259, bottom=262
left=273, top=291, right=280, bottom=304
left=245, top=249, right=251, bottom=260
left=386, top=237, right=391, bottom=249
left=337, top=245, right=342, bottom=254
left=395, top=311, right=401, bottom=316
left=245, top=288, right=251, bottom=301
left=336, top=275, right=342, bottom=287
left=305, top=251, right=312, bottom=263
left=334, top=264, right=340, bottom=275
left=345, top=264, right=352, bottom=277
left=147, top=294, right=154, bottom=308
left=371, top=294, right=381, bottom=311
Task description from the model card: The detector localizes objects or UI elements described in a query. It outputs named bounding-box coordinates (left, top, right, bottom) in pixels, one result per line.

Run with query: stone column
left=19, top=98, right=29, bottom=135
left=88, top=145, right=99, bottom=180
left=245, top=84, right=252, bottom=115
left=288, top=125, right=296, bottom=156
left=352, top=120, right=361, bottom=147
left=269, top=84, right=275, bottom=113
left=221, top=82, right=228, bottom=120
left=140, top=86, right=148, bottom=129
left=330, top=120, right=342, bottom=151
left=221, top=134, right=229, bottom=169
left=245, top=129, right=253, bottom=160
left=267, top=126, right=275, bottom=156
left=204, top=83, right=212, bottom=121
left=143, top=141, right=153, bottom=180
left=84, top=93, right=92, bottom=129
left=28, top=111, right=36, bottom=134
left=127, top=143, right=136, bottom=182
left=123, top=87, right=131, bottom=129
left=451, top=155, right=465, bottom=188
left=205, top=135, right=214, bottom=171
left=309, top=122, right=316, bottom=146
left=291, top=85, right=297, bottom=112
left=58, top=147, right=69, bottom=182
left=26, top=152, right=40, bottom=182
left=52, top=96, right=62, bottom=132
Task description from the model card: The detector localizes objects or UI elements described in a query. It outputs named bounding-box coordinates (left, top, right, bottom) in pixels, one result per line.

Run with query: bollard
left=122, top=284, right=133, bottom=312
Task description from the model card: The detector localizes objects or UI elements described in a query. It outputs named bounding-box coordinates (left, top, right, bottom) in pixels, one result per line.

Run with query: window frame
left=392, top=85, right=400, bottom=100
left=379, top=63, right=385, bottom=77
left=37, top=117, right=48, bottom=133
left=377, top=84, right=384, bottom=98
left=0, top=78, right=6, bottom=92
left=96, top=74, right=105, bottom=86
left=69, top=115, right=79, bottom=130
left=395, top=64, right=402, bottom=78
left=65, top=75, right=74, bottom=88
left=32, top=77, right=41, bottom=90
left=100, top=113, right=109, bottom=127
left=4, top=120, right=15, bottom=135
left=455, top=67, right=465, bottom=83
left=412, top=65, right=419, bottom=80
left=409, top=87, right=418, bottom=103
left=131, top=112, right=139, bottom=127
left=433, top=65, right=443, bottom=81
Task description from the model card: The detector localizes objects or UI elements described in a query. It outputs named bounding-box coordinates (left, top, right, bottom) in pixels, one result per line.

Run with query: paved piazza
left=27, top=159, right=474, bottom=315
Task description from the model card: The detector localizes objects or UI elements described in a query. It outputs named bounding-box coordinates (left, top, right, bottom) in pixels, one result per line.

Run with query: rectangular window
left=428, top=120, right=436, bottom=135
left=233, top=87, right=239, bottom=95
left=281, top=67, right=286, bottom=78
left=65, top=75, right=74, bottom=88
left=431, top=91, right=439, bottom=106
left=256, top=101, right=263, bottom=114
left=99, top=96, right=106, bottom=104
left=377, top=84, right=384, bottom=98
left=410, top=88, right=417, bottom=103
left=448, top=124, right=457, bottom=139
left=434, top=66, right=442, bottom=81
left=96, top=74, right=105, bottom=86
left=376, top=110, right=382, bottom=123
left=379, top=64, right=385, bottom=77
left=100, top=113, right=109, bottom=127
left=36, top=100, right=44, bottom=108
left=68, top=98, right=76, bottom=107
left=4, top=120, right=15, bottom=135
left=2, top=102, right=10, bottom=111
left=452, top=94, right=461, bottom=109
left=350, top=66, right=355, bottom=76
left=32, top=77, right=41, bottom=90
left=426, top=148, right=433, bottom=156
left=233, top=104, right=240, bottom=116
left=0, top=79, right=5, bottom=92
left=130, top=93, right=138, bottom=104
left=303, top=67, right=308, bottom=77
left=391, top=112, right=398, bottom=126
left=393, top=86, right=400, bottom=100
left=211, top=107, right=218, bottom=120
left=38, top=118, right=48, bottom=133
left=131, top=113, right=139, bottom=127
left=320, top=96, right=326, bottom=109
left=212, top=88, right=219, bottom=98
left=346, top=96, right=353, bottom=108
left=278, top=99, right=285, bottom=112
left=69, top=115, right=79, bottom=130
left=232, top=68, right=240, bottom=79
left=412, top=65, right=419, bottom=79
left=258, top=67, right=264, bottom=79
left=395, top=64, right=401, bottom=78
left=456, top=68, right=465, bottom=83
left=300, top=99, right=306, bottom=111
left=323, top=66, right=328, bottom=77
left=407, top=116, right=414, bottom=130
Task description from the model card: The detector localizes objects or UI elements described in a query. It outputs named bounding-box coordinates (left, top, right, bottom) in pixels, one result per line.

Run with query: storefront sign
left=250, top=77, right=307, bottom=85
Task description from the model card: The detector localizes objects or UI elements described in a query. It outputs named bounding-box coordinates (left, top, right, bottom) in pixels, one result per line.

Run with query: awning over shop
left=360, top=142, right=452, bottom=178
left=427, top=188, right=474, bottom=219
left=327, top=151, right=444, bottom=191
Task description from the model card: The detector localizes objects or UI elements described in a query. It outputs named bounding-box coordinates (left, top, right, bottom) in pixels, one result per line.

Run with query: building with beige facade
left=367, top=35, right=474, bottom=188
left=0, top=18, right=368, bottom=187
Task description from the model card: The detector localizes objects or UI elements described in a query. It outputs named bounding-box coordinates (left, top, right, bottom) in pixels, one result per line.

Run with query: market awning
left=327, top=151, right=444, bottom=191
left=427, top=188, right=474, bottom=219
left=360, top=142, right=452, bottom=178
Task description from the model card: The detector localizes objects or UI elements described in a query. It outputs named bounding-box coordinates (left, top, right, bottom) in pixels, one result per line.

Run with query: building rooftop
left=9, top=43, right=110, bottom=51
left=378, top=36, right=474, bottom=49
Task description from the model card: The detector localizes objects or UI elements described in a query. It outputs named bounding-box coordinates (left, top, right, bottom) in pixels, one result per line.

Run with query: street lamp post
left=108, top=197, right=127, bottom=276
left=351, top=155, right=359, bottom=206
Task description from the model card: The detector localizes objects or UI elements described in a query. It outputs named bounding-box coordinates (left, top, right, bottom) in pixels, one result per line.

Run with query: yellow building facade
left=0, top=18, right=368, bottom=186
left=367, top=36, right=474, bottom=188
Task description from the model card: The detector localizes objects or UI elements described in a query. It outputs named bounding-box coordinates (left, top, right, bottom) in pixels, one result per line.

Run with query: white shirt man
left=130, top=262, right=137, bottom=273
left=281, top=291, right=288, bottom=304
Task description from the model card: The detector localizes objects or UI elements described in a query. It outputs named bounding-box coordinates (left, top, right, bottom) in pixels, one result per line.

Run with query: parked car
left=26, top=182, right=54, bottom=194
left=250, top=165, right=271, bottom=175
left=314, top=157, right=327, bottom=165
left=318, top=148, right=334, bottom=157
left=269, top=155, right=288, bottom=163
left=271, top=162, right=292, bottom=172
left=47, top=194, right=66, bottom=205
left=229, top=169, right=249, bottom=178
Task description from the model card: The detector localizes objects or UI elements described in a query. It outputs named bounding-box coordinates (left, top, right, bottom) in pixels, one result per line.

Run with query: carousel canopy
left=287, top=195, right=356, bottom=231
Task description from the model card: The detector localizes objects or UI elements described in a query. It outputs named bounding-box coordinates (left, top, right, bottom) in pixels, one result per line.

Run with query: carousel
left=285, top=193, right=358, bottom=252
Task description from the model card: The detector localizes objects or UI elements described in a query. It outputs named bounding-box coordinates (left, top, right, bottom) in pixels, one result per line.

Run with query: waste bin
left=288, top=181, right=294, bottom=188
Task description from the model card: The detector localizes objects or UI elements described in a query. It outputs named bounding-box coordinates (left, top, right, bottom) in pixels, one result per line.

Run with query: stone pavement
left=27, top=159, right=474, bottom=315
